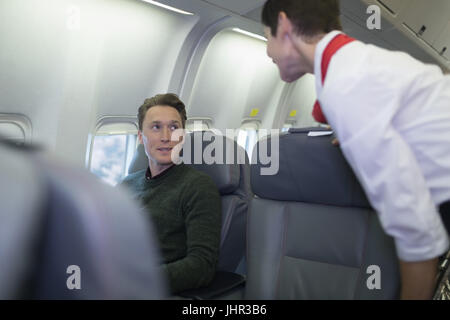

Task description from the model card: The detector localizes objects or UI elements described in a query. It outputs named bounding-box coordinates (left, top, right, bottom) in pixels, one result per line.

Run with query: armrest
left=178, top=271, right=246, bottom=300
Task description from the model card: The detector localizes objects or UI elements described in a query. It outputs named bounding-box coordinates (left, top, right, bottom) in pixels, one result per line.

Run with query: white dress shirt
left=315, top=31, right=450, bottom=262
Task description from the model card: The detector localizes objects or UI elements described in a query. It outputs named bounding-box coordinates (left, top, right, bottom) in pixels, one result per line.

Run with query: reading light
left=141, top=0, right=194, bottom=15
left=232, top=28, right=267, bottom=42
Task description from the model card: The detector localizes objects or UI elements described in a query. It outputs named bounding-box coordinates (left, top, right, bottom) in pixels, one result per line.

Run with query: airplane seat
left=128, top=131, right=252, bottom=299
left=0, top=143, right=47, bottom=299
left=0, top=141, right=168, bottom=299
left=246, top=128, right=401, bottom=300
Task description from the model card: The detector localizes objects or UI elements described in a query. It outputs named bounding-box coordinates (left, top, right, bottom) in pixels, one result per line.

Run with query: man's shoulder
left=178, top=165, right=218, bottom=190
left=121, top=169, right=146, bottom=186
left=180, top=164, right=211, bottom=179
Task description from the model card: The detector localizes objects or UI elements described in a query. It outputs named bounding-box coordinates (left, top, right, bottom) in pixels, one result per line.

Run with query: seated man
left=121, top=93, right=222, bottom=294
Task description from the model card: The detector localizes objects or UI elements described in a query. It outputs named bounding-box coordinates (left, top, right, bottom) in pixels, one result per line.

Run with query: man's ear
left=138, top=130, right=143, bottom=145
left=277, top=11, right=294, bottom=39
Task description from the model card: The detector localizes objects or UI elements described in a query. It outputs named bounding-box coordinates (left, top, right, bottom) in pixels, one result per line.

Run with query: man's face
left=264, top=25, right=307, bottom=83
left=139, top=105, right=183, bottom=168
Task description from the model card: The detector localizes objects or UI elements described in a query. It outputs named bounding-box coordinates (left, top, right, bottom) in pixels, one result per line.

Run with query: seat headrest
left=251, top=128, right=371, bottom=208
left=128, top=132, right=247, bottom=195
left=0, top=143, right=167, bottom=299
left=128, top=144, right=148, bottom=175
left=0, top=144, right=46, bottom=299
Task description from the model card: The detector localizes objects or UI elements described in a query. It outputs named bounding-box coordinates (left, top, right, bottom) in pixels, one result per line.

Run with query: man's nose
left=161, top=127, right=171, bottom=142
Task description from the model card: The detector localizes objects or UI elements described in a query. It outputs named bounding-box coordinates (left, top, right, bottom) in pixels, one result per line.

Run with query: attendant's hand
left=332, top=138, right=340, bottom=146
left=400, top=258, right=438, bottom=300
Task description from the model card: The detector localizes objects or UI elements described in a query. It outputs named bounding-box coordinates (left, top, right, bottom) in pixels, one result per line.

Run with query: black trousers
left=440, top=201, right=450, bottom=235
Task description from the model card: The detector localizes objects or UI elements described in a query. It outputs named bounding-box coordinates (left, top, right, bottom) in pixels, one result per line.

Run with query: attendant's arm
left=400, top=258, right=438, bottom=300
left=339, top=119, right=448, bottom=299
left=331, top=138, right=339, bottom=146
left=322, top=53, right=449, bottom=299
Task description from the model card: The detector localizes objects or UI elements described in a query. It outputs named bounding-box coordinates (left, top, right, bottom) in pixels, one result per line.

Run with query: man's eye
left=170, top=125, right=179, bottom=131
left=152, top=125, right=160, bottom=130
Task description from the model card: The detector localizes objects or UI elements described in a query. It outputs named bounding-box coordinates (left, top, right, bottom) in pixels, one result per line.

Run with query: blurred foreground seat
left=0, top=141, right=167, bottom=299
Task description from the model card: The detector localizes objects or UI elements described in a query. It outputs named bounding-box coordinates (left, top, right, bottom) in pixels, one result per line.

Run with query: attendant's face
left=138, top=106, right=183, bottom=167
left=264, top=21, right=308, bottom=82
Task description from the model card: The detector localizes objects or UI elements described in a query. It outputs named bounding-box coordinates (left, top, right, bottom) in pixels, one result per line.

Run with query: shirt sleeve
left=340, top=124, right=449, bottom=261
left=320, top=44, right=449, bottom=261
left=162, top=174, right=222, bottom=293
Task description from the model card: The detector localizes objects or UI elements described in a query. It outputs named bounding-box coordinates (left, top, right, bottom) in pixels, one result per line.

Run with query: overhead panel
left=340, top=0, right=370, bottom=27
left=244, top=6, right=263, bottom=23
left=200, top=0, right=266, bottom=15
left=433, top=21, right=450, bottom=60
left=340, top=14, right=396, bottom=51
left=359, top=0, right=449, bottom=69
left=402, top=0, right=450, bottom=47
left=377, top=0, right=407, bottom=15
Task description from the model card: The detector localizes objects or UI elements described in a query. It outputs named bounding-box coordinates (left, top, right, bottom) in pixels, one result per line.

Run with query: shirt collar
left=314, top=30, right=343, bottom=91
left=145, top=164, right=176, bottom=181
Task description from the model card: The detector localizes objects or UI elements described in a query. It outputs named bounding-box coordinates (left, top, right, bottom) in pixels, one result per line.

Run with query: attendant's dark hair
left=138, top=93, right=187, bottom=130
left=262, top=0, right=342, bottom=38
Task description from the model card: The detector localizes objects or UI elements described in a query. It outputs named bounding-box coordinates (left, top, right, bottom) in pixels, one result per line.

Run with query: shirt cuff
left=395, top=219, right=450, bottom=262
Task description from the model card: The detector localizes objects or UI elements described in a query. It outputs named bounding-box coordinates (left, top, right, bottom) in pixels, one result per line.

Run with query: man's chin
left=281, top=72, right=304, bottom=83
left=157, top=160, right=174, bottom=166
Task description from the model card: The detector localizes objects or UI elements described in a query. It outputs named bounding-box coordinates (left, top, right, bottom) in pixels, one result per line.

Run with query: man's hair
left=138, top=93, right=187, bottom=130
left=262, top=0, right=342, bottom=38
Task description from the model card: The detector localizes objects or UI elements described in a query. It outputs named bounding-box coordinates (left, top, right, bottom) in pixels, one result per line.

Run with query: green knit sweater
left=121, top=163, right=222, bottom=294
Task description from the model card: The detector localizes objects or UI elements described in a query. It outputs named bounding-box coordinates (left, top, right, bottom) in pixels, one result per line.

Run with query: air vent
left=418, top=25, right=427, bottom=36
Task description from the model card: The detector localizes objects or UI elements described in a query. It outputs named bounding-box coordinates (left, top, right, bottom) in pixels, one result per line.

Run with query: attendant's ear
left=278, top=11, right=295, bottom=39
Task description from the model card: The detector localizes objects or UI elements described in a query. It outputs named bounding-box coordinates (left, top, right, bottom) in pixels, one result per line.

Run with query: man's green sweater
left=121, top=163, right=222, bottom=294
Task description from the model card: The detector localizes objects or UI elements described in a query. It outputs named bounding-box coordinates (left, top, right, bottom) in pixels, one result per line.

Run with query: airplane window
left=90, top=134, right=137, bottom=186
left=88, top=120, right=138, bottom=186
left=237, top=121, right=260, bottom=160
left=0, top=122, right=25, bottom=144
left=237, top=129, right=258, bottom=161
left=282, top=123, right=293, bottom=133
left=185, top=118, right=212, bottom=132
left=0, top=115, right=32, bottom=145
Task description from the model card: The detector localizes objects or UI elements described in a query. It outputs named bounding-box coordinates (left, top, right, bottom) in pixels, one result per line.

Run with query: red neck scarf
left=312, top=34, right=356, bottom=124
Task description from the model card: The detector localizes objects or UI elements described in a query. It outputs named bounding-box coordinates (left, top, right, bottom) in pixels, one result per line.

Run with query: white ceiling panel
left=244, top=6, right=263, bottom=22
left=200, top=0, right=266, bottom=15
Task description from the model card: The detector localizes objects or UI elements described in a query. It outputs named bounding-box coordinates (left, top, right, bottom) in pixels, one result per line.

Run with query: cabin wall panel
left=187, top=29, right=283, bottom=131
left=0, top=0, right=197, bottom=166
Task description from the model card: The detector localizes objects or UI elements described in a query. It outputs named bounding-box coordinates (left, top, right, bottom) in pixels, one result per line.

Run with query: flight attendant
left=261, top=0, right=450, bottom=299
